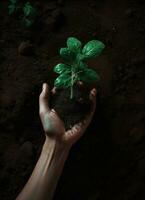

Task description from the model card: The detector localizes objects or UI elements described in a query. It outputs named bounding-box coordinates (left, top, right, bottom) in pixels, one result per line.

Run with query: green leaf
left=78, top=69, right=100, bottom=82
left=60, top=48, right=71, bottom=58
left=8, top=5, right=15, bottom=15
left=9, top=0, right=17, bottom=4
left=78, top=61, right=88, bottom=70
left=54, top=63, right=71, bottom=74
left=67, top=37, right=82, bottom=53
left=23, top=18, right=33, bottom=27
left=76, top=53, right=85, bottom=61
left=23, top=2, right=37, bottom=18
left=54, top=73, right=71, bottom=88
left=23, top=2, right=32, bottom=16
left=60, top=48, right=76, bottom=63
left=82, top=40, right=105, bottom=59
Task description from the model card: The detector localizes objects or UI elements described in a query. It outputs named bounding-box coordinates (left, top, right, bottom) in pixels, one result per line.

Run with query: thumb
left=39, top=83, right=50, bottom=113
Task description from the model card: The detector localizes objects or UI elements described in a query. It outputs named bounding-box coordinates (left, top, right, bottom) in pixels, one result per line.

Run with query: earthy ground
left=0, top=0, right=145, bottom=199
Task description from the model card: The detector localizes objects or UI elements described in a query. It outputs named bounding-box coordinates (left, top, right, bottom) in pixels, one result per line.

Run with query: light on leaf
left=82, top=40, right=105, bottom=59
left=67, top=37, right=82, bottom=53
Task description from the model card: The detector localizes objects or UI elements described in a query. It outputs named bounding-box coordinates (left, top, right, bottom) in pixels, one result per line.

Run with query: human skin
left=16, top=83, right=96, bottom=200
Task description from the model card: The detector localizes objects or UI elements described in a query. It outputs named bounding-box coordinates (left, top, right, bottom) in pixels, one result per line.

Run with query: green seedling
left=22, top=2, right=37, bottom=27
left=8, top=0, right=20, bottom=15
left=53, top=37, right=105, bottom=99
left=8, top=1, right=37, bottom=27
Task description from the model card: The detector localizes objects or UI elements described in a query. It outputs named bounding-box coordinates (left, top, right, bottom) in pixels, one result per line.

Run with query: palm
left=40, top=109, right=65, bottom=138
left=39, top=83, right=96, bottom=146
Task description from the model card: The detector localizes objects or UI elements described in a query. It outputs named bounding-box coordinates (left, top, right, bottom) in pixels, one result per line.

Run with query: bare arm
left=16, top=83, right=96, bottom=200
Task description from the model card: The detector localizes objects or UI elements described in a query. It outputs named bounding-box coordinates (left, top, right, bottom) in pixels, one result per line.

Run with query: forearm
left=16, top=137, right=70, bottom=200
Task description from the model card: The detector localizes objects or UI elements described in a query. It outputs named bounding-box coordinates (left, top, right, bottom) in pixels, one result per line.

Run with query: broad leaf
left=67, top=37, right=81, bottom=53
left=54, top=73, right=71, bottom=88
left=78, top=61, right=88, bottom=70
left=23, top=18, right=33, bottom=27
left=54, top=63, right=71, bottom=74
left=23, top=2, right=37, bottom=18
left=23, top=3, right=31, bottom=16
left=76, top=53, right=85, bottom=61
left=60, top=48, right=70, bottom=57
left=82, top=40, right=105, bottom=59
left=60, top=48, right=76, bottom=63
left=8, top=5, right=15, bottom=15
left=78, top=69, right=100, bottom=82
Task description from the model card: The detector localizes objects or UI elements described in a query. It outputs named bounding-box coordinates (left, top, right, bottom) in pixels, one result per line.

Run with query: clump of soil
left=50, top=83, right=92, bottom=130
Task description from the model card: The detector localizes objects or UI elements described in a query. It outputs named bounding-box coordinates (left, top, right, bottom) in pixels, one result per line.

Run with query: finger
left=51, top=87, right=56, bottom=95
left=51, top=109, right=56, bottom=113
left=73, top=124, right=82, bottom=135
left=64, top=88, right=97, bottom=145
left=89, top=88, right=97, bottom=113
left=76, top=88, right=97, bottom=131
left=64, top=122, right=83, bottom=144
left=39, top=83, right=50, bottom=113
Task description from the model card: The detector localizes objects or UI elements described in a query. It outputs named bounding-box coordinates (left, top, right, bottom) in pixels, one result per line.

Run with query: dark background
left=0, top=0, right=145, bottom=199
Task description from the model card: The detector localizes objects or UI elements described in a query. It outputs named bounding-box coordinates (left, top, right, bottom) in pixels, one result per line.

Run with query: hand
left=39, top=83, right=96, bottom=147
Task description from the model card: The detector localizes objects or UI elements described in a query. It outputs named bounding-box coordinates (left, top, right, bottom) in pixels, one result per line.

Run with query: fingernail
left=91, top=88, right=96, bottom=96
left=51, top=109, right=56, bottom=113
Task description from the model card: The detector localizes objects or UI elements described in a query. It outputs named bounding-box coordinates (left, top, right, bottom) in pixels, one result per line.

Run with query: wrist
left=43, top=135, right=70, bottom=157
left=40, top=135, right=70, bottom=200
left=16, top=134, right=70, bottom=200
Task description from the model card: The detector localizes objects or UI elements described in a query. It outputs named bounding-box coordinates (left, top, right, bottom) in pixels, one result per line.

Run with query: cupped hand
left=39, top=83, right=96, bottom=147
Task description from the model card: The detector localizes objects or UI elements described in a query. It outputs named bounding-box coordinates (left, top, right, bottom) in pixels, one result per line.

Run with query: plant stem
left=70, top=68, right=74, bottom=99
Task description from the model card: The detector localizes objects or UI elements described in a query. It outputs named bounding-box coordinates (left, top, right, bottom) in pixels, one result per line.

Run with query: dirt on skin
left=0, top=0, right=145, bottom=199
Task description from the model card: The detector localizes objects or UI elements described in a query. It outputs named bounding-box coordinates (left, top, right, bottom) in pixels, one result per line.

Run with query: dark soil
left=1, top=0, right=145, bottom=200
left=50, top=84, right=92, bottom=130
